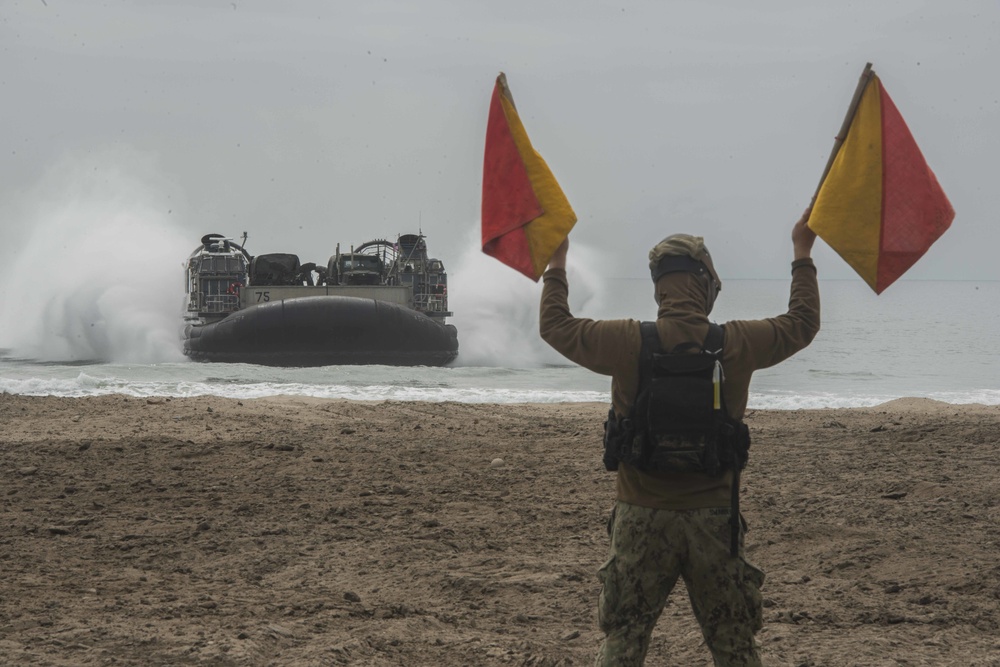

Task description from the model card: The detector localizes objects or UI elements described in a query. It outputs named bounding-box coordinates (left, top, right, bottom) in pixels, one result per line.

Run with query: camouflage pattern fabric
left=596, top=501, right=765, bottom=667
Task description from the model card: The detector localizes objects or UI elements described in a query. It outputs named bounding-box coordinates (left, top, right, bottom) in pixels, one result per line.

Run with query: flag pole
left=811, top=62, right=875, bottom=204
left=496, top=72, right=516, bottom=111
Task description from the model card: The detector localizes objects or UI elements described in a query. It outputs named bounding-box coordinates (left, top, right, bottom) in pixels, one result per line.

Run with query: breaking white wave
left=0, top=365, right=996, bottom=408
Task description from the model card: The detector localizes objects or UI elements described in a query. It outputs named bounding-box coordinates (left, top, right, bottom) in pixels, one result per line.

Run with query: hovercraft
left=182, top=233, right=458, bottom=366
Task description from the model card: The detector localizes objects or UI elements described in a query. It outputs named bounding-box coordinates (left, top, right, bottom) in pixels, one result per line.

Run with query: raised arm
left=539, top=237, right=636, bottom=376
left=726, top=208, right=821, bottom=373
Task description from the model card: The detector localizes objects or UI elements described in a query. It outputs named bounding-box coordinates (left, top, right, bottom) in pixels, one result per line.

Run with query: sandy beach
left=1, top=393, right=999, bottom=666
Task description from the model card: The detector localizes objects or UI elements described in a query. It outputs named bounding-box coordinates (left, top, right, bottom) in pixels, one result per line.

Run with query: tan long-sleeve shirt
left=540, top=258, right=820, bottom=509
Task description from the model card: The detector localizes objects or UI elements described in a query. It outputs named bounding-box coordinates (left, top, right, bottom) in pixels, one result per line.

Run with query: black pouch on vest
left=643, top=350, right=722, bottom=474
left=602, top=408, right=621, bottom=471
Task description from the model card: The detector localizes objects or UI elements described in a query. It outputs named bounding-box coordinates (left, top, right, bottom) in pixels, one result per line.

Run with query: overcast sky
left=2, top=0, right=997, bottom=284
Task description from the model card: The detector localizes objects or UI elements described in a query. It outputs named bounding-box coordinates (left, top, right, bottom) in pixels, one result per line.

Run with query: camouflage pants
left=596, top=501, right=765, bottom=667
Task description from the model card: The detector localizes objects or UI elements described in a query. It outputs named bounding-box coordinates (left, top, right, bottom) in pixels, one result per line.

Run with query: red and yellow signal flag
left=481, top=73, right=577, bottom=281
left=809, top=64, right=954, bottom=294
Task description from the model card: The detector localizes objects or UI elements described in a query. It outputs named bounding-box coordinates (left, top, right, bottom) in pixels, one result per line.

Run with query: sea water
left=1, top=275, right=997, bottom=408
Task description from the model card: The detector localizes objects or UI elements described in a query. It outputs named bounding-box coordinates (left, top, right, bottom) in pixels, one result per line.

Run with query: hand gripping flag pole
left=809, top=63, right=955, bottom=294
left=481, top=73, right=577, bottom=281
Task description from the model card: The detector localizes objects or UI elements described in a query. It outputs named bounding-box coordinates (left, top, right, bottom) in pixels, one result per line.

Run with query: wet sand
left=2, top=394, right=999, bottom=666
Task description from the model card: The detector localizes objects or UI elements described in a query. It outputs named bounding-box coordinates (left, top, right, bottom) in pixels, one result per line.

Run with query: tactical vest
left=602, top=321, right=751, bottom=555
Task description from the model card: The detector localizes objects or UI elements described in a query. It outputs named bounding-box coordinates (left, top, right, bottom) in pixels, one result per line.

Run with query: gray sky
left=2, top=0, right=998, bottom=283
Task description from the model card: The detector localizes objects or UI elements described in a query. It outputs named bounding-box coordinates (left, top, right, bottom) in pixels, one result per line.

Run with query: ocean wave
left=0, top=375, right=609, bottom=404
left=747, top=389, right=1000, bottom=410
left=2, top=372, right=997, bottom=408
left=2, top=355, right=996, bottom=408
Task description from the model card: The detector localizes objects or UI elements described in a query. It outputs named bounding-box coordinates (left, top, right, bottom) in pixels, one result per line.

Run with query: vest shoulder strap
left=639, top=321, right=662, bottom=357
left=704, top=322, right=724, bottom=356
left=642, top=321, right=724, bottom=356
left=637, top=322, right=661, bottom=403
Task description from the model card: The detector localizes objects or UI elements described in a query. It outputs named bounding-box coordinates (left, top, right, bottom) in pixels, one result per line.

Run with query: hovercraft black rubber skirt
left=184, top=296, right=458, bottom=367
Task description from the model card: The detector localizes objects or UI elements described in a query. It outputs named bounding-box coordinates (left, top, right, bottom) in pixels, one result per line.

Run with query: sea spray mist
left=0, top=154, right=192, bottom=363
